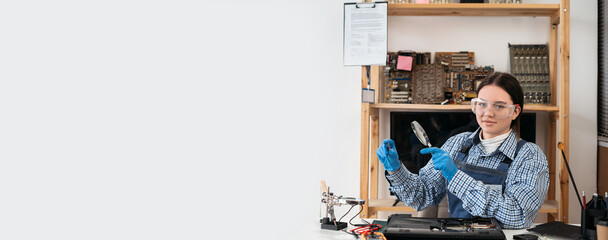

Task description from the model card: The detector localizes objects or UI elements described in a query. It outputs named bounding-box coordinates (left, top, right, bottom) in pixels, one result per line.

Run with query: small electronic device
left=527, top=221, right=581, bottom=239
left=361, top=232, right=387, bottom=240
left=513, top=233, right=540, bottom=240
left=362, top=88, right=375, bottom=103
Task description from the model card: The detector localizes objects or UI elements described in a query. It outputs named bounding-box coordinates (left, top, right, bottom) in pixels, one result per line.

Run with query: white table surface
left=308, top=220, right=576, bottom=240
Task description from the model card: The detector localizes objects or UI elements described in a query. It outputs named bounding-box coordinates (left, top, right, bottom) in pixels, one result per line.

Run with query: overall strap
left=455, top=137, right=474, bottom=163
left=500, top=139, right=528, bottom=166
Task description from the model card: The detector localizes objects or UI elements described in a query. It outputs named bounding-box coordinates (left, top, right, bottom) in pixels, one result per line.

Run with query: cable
left=357, top=217, right=371, bottom=225
left=558, top=142, right=583, bottom=209
left=338, top=205, right=356, bottom=223
left=349, top=205, right=366, bottom=226
left=366, top=65, right=371, bottom=89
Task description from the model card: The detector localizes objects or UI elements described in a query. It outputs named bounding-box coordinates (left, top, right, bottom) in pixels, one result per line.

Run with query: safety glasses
left=471, top=98, right=519, bottom=119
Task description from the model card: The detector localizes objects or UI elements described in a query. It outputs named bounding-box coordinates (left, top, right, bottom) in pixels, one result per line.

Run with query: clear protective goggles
left=471, top=98, right=520, bottom=119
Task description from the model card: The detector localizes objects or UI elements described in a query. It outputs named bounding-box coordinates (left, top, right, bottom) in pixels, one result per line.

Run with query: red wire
left=350, top=224, right=382, bottom=235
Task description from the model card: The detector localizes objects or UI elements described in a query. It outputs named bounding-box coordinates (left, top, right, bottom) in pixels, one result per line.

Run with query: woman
left=376, top=72, right=549, bottom=229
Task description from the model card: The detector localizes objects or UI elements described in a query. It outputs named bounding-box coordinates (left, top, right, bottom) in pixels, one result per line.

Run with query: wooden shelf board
left=388, top=3, right=560, bottom=17
left=368, top=199, right=416, bottom=212
left=368, top=199, right=558, bottom=214
left=539, top=200, right=558, bottom=214
left=370, top=103, right=559, bottom=112
left=525, top=104, right=560, bottom=112
left=370, top=103, right=470, bottom=111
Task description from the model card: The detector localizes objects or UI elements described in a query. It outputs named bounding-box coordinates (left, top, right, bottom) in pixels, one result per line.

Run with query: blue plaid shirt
left=385, top=129, right=549, bottom=229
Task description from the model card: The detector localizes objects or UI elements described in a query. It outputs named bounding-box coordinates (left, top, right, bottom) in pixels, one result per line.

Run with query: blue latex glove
left=420, top=147, right=457, bottom=182
left=376, top=139, right=401, bottom=172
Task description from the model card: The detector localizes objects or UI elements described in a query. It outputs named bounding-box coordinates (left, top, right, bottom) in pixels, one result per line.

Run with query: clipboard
left=343, top=2, right=388, bottom=66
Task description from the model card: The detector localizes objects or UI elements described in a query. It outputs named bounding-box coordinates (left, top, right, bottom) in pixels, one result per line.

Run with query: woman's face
left=475, top=85, right=521, bottom=139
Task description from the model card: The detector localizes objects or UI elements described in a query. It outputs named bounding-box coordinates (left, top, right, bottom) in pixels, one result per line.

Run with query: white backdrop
left=0, top=0, right=596, bottom=239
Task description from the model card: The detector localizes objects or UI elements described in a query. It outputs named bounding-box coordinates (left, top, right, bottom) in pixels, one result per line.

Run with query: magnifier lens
left=410, top=121, right=432, bottom=147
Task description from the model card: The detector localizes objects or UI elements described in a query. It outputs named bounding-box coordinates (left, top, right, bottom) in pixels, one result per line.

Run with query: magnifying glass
left=411, top=121, right=432, bottom=147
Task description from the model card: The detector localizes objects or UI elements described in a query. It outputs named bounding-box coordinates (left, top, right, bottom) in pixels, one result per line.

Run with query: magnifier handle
left=424, top=138, right=431, bottom=147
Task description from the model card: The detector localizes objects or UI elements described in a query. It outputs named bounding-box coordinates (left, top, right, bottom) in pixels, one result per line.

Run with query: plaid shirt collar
left=468, top=127, right=519, bottom=159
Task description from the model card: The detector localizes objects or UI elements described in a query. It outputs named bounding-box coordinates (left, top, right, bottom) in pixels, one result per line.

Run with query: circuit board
left=385, top=51, right=431, bottom=104
left=435, top=51, right=475, bottom=69
left=436, top=51, right=493, bottom=104
left=412, top=64, right=445, bottom=104
left=384, top=51, right=494, bottom=105
left=445, top=66, right=494, bottom=104
left=509, top=44, right=551, bottom=104
left=384, top=70, right=413, bottom=103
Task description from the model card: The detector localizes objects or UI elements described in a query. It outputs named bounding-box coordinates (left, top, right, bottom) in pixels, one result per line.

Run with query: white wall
left=0, top=0, right=595, bottom=240
left=568, top=0, right=598, bottom=224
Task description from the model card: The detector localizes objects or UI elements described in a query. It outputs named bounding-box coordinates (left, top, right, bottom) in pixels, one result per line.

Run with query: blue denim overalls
left=447, top=132, right=527, bottom=218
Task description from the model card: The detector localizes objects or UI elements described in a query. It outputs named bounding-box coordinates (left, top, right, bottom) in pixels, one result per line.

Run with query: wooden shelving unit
left=388, top=3, right=560, bottom=20
left=370, top=103, right=559, bottom=112
left=359, top=1, right=571, bottom=223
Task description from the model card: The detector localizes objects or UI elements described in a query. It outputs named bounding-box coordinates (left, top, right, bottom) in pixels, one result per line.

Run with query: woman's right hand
left=376, top=139, right=401, bottom=172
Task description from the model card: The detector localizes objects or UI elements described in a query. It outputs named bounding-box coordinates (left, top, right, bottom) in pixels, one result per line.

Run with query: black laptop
left=383, top=214, right=506, bottom=240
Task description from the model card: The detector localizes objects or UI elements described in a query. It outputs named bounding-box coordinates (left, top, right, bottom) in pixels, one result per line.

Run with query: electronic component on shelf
left=387, top=53, right=399, bottom=70
left=386, top=51, right=491, bottom=105
left=445, top=66, right=494, bottom=104
left=412, top=64, right=445, bottom=104
left=435, top=51, right=475, bottom=69
left=509, top=44, right=551, bottom=104
left=392, top=51, right=431, bottom=67
left=385, top=72, right=413, bottom=103
left=384, top=66, right=392, bottom=103
left=385, top=52, right=421, bottom=104
left=394, top=51, right=416, bottom=71
left=390, top=91, right=412, bottom=103
left=415, top=52, right=432, bottom=65
left=436, top=51, right=493, bottom=104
